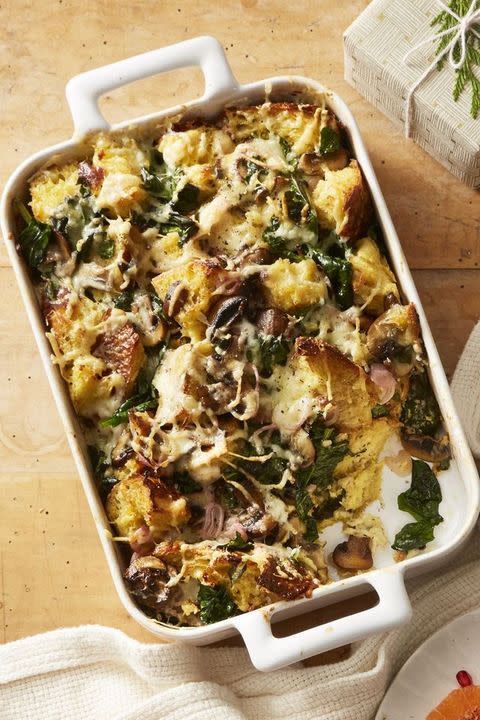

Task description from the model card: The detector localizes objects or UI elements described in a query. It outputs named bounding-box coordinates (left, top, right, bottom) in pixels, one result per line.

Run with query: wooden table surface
left=1, top=0, right=479, bottom=651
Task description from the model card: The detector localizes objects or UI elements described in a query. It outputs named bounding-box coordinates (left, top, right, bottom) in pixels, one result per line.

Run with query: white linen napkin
left=1, top=530, right=479, bottom=720
left=452, top=322, right=480, bottom=457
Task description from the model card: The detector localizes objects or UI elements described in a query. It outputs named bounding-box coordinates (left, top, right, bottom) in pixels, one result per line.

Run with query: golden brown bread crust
left=92, top=323, right=145, bottom=390
left=293, top=337, right=377, bottom=430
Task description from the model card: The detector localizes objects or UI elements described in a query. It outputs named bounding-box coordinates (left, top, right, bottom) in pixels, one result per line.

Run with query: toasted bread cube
left=349, top=236, right=399, bottom=315
left=106, top=474, right=190, bottom=540
left=271, top=338, right=376, bottom=432
left=151, top=259, right=229, bottom=341
left=334, top=418, right=393, bottom=511
left=46, top=297, right=144, bottom=416
left=312, top=160, right=372, bottom=240
left=70, top=357, right=124, bottom=417
left=262, top=258, right=327, bottom=312
left=92, top=134, right=148, bottom=216
left=92, top=323, right=145, bottom=392
left=159, top=127, right=234, bottom=168
left=30, top=164, right=80, bottom=222
left=223, top=103, right=333, bottom=156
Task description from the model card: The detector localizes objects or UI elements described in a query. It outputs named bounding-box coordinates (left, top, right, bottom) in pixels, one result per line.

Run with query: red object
left=456, top=670, right=473, bottom=688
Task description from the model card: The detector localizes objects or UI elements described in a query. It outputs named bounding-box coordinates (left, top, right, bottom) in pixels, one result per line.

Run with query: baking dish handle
left=232, top=569, right=411, bottom=671
left=65, top=36, right=239, bottom=136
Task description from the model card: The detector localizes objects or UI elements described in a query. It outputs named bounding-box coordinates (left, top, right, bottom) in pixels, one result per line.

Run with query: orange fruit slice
left=427, top=685, right=480, bottom=720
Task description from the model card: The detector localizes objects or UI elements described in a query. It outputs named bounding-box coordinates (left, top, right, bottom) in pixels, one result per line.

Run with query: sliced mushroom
left=384, top=292, right=400, bottom=311
left=208, top=296, right=246, bottom=337
left=401, top=434, right=451, bottom=464
left=53, top=229, right=71, bottom=260
left=321, top=148, right=349, bottom=172
left=299, top=152, right=325, bottom=176
left=234, top=246, right=273, bottom=268
left=256, top=307, right=288, bottom=336
left=367, top=304, right=419, bottom=375
left=299, top=148, right=349, bottom=175
left=332, top=535, right=373, bottom=571
left=163, top=281, right=188, bottom=318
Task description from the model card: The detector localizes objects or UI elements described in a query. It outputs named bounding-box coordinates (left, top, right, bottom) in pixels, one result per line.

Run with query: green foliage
left=400, top=370, right=442, bottom=437
left=297, top=425, right=350, bottom=490
left=392, top=521, right=435, bottom=552
left=284, top=174, right=319, bottom=237
left=247, top=333, right=290, bottom=376
left=309, top=247, right=353, bottom=311
left=372, top=404, right=389, bottom=419
left=392, top=459, right=443, bottom=551
left=220, top=533, right=254, bottom=552
left=197, top=584, right=238, bottom=624
left=97, top=236, right=115, bottom=259
left=397, top=460, right=443, bottom=525
left=15, top=199, right=52, bottom=268
left=319, top=126, right=341, bottom=155
left=432, top=0, right=480, bottom=118
left=101, top=369, right=158, bottom=427
left=174, top=472, right=203, bottom=494
left=113, top=288, right=135, bottom=311
left=295, top=424, right=350, bottom=542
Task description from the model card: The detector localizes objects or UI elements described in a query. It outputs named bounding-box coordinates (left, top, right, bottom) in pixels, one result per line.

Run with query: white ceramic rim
left=1, top=36, right=478, bottom=672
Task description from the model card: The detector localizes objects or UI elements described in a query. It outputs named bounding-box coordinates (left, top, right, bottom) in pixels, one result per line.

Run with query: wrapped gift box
left=344, top=0, right=480, bottom=187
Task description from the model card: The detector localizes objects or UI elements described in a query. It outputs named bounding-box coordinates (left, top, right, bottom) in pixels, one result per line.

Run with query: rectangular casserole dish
left=1, top=35, right=479, bottom=672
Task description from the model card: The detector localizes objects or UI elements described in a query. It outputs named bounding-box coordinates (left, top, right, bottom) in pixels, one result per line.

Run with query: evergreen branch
left=430, top=0, right=480, bottom=118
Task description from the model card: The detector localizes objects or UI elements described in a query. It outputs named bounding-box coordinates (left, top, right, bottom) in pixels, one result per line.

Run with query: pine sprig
left=431, top=0, right=480, bottom=118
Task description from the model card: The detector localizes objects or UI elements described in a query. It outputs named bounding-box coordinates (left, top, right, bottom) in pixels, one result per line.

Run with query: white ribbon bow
left=403, top=0, right=480, bottom=137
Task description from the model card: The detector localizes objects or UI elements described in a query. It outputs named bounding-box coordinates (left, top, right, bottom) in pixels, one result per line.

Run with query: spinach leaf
left=87, top=445, right=109, bottom=477
left=174, top=183, right=201, bottom=214
left=87, top=445, right=117, bottom=501
left=174, top=472, right=202, bottom=494
left=372, top=404, right=389, bottom=419
left=256, top=455, right=289, bottom=484
left=392, top=521, right=435, bottom=551
left=101, top=369, right=158, bottom=428
left=159, top=211, right=199, bottom=245
left=150, top=290, right=168, bottom=322
left=113, top=288, right=135, bottom=311
left=44, top=276, right=61, bottom=301
left=312, top=490, right=346, bottom=522
left=247, top=333, right=290, bottom=376
left=392, top=459, right=443, bottom=552
left=244, top=158, right=267, bottom=181
left=279, top=137, right=298, bottom=168
left=294, top=424, right=349, bottom=541
left=262, top=217, right=301, bottom=261
left=217, top=479, right=240, bottom=510
left=97, top=236, right=115, bottom=259
left=297, top=424, right=349, bottom=490
left=309, top=250, right=353, bottom=311
left=197, top=584, right=238, bottom=624
left=319, top=126, right=340, bottom=155
left=401, top=370, right=442, bottom=437
left=397, top=460, right=443, bottom=526
left=15, top=200, right=52, bottom=269
left=295, top=484, right=318, bottom=541
left=141, top=166, right=176, bottom=202
left=284, top=174, right=318, bottom=236
left=220, top=533, right=254, bottom=552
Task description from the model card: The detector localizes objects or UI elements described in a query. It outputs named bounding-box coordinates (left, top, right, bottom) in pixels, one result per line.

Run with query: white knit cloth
left=0, top=340, right=478, bottom=720
left=0, top=531, right=479, bottom=720
left=452, top=322, right=480, bottom=457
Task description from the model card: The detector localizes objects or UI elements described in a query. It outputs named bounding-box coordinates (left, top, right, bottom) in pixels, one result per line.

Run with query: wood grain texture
left=1, top=0, right=478, bottom=651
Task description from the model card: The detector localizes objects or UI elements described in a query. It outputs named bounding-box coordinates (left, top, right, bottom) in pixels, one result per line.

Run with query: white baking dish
left=2, top=36, right=479, bottom=672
